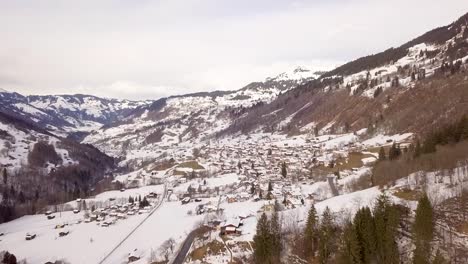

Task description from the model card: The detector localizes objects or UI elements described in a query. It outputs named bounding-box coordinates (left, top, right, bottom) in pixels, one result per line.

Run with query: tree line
left=254, top=193, right=440, bottom=264
left=373, top=115, right=468, bottom=187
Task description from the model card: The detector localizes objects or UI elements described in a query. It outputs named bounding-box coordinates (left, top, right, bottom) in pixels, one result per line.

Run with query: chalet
left=221, top=218, right=242, bottom=235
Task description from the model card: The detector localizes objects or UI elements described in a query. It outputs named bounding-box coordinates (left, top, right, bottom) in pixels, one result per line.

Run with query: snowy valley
left=0, top=9, right=468, bottom=264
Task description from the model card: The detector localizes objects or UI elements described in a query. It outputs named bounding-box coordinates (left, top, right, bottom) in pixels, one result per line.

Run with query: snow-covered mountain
left=0, top=110, right=114, bottom=210
left=0, top=91, right=151, bottom=138
left=84, top=12, right=468, bottom=169
left=83, top=66, right=320, bottom=163
left=218, top=12, right=468, bottom=137
left=241, top=66, right=321, bottom=92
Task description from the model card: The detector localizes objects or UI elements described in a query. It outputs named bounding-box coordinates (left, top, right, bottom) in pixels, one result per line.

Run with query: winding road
left=171, top=226, right=212, bottom=264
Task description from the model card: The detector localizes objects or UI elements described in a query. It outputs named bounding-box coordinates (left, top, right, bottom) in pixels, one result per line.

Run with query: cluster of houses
left=85, top=201, right=153, bottom=227
left=197, top=137, right=348, bottom=182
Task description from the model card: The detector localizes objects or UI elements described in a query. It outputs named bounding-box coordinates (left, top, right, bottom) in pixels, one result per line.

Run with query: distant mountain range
left=0, top=65, right=320, bottom=139
left=83, top=12, right=468, bottom=162
left=0, top=91, right=151, bottom=138
left=1, top=12, right=468, bottom=169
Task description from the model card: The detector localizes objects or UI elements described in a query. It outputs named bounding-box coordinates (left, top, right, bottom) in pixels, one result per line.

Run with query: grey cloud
left=0, top=0, right=467, bottom=99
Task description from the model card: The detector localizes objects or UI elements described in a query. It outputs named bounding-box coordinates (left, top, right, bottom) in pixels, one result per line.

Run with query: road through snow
left=99, top=182, right=168, bottom=264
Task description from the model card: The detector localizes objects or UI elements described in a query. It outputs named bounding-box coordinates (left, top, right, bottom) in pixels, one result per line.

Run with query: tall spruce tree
left=412, top=193, right=434, bottom=264
left=318, top=207, right=337, bottom=264
left=378, top=147, right=386, bottom=161
left=281, top=162, right=287, bottom=178
left=254, top=213, right=272, bottom=263
left=413, top=193, right=434, bottom=242
left=373, top=194, right=400, bottom=264
left=353, top=206, right=376, bottom=263
left=270, top=209, right=282, bottom=263
left=304, top=204, right=318, bottom=258
left=337, top=221, right=361, bottom=264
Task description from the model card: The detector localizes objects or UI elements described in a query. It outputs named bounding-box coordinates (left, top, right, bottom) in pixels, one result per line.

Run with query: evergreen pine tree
left=413, top=193, right=434, bottom=242
left=304, top=204, right=318, bottom=258
left=378, top=147, right=386, bottom=161
left=353, top=207, right=376, bottom=263
left=412, top=193, right=434, bottom=264
left=337, top=222, right=361, bottom=264
left=281, top=162, right=287, bottom=178
left=318, top=207, right=337, bottom=264
left=374, top=194, right=400, bottom=264
left=254, top=213, right=272, bottom=263
left=270, top=210, right=282, bottom=263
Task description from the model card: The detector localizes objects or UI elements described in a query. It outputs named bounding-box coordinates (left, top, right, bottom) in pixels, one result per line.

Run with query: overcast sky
left=0, top=0, right=467, bottom=100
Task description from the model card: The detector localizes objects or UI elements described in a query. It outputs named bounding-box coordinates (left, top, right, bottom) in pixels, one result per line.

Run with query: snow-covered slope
left=219, top=13, right=468, bottom=137
left=27, top=94, right=151, bottom=133
left=0, top=91, right=151, bottom=137
left=0, top=111, right=113, bottom=171
left=85, top=14, right=468, bottom=162
left=84, top=66, right=320, bottom=159
left=0, top=110, right=114, bottom=222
